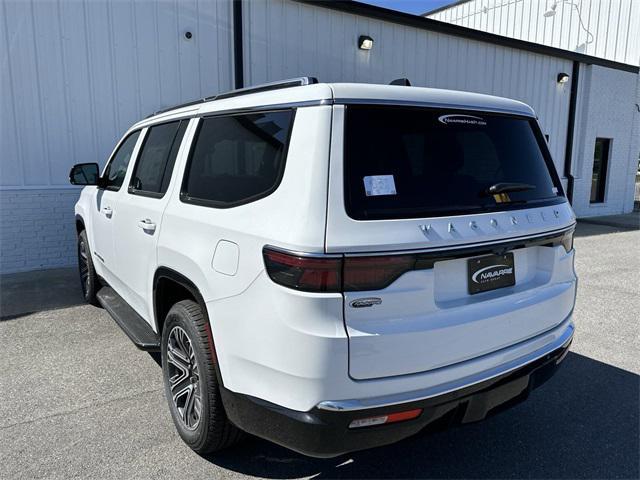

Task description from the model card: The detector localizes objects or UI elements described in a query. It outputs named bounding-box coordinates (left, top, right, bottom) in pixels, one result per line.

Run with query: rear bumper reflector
left=348, top=408, right=423, bottom=429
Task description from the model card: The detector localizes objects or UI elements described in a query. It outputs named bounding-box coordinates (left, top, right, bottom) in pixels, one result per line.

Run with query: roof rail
left=148, top=77, right=319, bottom=118
left=216, top=76, right=318, bottom=100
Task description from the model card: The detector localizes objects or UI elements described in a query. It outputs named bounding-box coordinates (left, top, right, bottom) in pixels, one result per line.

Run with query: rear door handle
left=102, top=206, right=113, bottom=218
left=137, top=218, right=156, bottom=233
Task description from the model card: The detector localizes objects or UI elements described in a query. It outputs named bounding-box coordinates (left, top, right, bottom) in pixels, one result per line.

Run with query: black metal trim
left=295, top=0, right=639, bottom=74
left=233, top=0, right=244, bottom=89
left=563, top=61, right=580, bottom=204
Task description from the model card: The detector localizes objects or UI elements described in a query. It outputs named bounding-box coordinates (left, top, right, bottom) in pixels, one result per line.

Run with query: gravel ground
left=0, top=222, right=638, bottom=480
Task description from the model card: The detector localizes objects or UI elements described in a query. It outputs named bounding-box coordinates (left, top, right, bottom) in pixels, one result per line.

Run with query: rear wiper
left=485, top=182, right=536, bottom=195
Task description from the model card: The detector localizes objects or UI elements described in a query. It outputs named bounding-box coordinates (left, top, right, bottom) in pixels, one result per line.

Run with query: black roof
left=295, top=0, right=638, bottom=74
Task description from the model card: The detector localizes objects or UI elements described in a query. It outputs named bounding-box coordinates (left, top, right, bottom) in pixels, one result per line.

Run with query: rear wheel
left=77, top=230, right=100, bottom=306
left=161, top=300, right=242, bottom=454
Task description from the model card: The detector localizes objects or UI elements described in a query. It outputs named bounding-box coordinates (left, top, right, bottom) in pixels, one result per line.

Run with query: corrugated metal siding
left=428, top=0, right=640, bottom=67
left=244, top=0, right=573, bottom=174
left=0, top=0, right=233, bottom=188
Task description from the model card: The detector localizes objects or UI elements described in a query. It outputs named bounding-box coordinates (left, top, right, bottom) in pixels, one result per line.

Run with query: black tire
left=77, top=230, right=101, bottom=306
left=161, top=300, right=243, bottom=454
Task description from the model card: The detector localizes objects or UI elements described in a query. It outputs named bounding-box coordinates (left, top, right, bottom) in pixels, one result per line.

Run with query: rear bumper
left=220, top=331, right=573, bottom=458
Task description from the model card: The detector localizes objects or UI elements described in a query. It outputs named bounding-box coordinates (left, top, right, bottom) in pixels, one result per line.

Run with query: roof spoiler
left=389, top=78, right=412, bottom=86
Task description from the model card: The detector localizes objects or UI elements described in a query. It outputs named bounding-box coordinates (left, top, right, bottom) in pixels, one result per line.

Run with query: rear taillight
left=343, top=255, right=416, bottom=291
left=263, top=247, right=418, bottom=293
left=263, top=248, right=342, bottom=293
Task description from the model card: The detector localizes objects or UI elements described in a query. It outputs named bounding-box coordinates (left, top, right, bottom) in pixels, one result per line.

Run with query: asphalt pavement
left=0, top=220, right=638, bottom=479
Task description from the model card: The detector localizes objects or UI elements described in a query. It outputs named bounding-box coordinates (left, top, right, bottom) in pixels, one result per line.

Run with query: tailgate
left=326, top=104, right=577, bottom=380
left=343, top=236, right=576, bottom=379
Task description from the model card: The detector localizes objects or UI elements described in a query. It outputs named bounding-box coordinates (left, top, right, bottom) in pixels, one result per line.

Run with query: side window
left=181, top=110, right=294, bottom=207
left=103, top=131, right=141, bottom=190
left=129, top=120, right=188, bottom=197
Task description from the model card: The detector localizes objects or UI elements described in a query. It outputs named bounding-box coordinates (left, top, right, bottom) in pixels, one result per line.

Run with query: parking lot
left=1, top=220, right=638, bottom=480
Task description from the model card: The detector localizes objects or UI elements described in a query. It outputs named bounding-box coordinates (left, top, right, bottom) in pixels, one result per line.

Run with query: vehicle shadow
left=575, top=220, right=639, bottom=238
left=0, top=267, right=85, bottom=320
left=206, top=352, right=639, bottom=479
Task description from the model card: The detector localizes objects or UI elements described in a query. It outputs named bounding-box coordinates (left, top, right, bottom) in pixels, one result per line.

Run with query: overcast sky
left=361, top=0, right=456, bottom=16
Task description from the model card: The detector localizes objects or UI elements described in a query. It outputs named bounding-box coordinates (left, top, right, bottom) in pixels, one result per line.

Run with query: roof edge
left=422, top=0, right=473, bottom=17
left=294, top=0, right=639, bottom=74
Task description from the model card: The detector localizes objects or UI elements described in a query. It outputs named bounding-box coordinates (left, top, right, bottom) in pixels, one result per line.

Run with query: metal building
left=1, top=0, right=638, bottom=273
left=426, top=0, right=640, bottom=66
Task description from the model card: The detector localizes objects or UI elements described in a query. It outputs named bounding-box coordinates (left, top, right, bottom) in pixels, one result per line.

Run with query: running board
left=96, top=287, right=160, bottom=352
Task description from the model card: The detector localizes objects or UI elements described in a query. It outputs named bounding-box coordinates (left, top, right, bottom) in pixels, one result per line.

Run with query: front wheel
left=161, top=300, right=243, bottom=454
left=77, top=230, right=101, bottom=306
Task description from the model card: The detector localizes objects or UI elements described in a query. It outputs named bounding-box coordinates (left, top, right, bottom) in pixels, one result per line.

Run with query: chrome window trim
left=342, top=223, right=577, bottom=258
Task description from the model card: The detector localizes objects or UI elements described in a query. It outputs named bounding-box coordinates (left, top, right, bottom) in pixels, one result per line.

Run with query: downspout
left=563, top=60, right=580, bottom=204
left=232, top=0, right=244, bottom=89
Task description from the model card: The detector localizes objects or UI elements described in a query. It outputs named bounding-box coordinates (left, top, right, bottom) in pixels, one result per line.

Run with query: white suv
left=70, top=78, right=576, bottom=457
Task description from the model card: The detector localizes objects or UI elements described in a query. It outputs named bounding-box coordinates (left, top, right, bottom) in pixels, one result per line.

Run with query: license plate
left=467, top=252, right=515, bottom=295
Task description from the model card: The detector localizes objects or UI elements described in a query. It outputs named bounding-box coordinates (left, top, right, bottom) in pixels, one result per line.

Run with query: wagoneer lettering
left=70, top=78, right=576, bottom=458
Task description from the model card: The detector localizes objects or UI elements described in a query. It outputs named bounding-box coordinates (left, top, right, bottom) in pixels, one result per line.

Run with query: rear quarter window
left=344, top=106, right=564, bottom=220
left=181, top=110, right=294, bottom=208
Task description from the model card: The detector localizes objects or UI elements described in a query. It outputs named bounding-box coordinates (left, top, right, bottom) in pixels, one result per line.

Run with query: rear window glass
left=344, top=106, right=564, bottom=220
left=182, top=110, right=294, bottom=207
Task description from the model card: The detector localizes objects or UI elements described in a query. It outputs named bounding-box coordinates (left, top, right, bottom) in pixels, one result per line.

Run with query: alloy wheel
left=167, top=326, right=202, bottom=430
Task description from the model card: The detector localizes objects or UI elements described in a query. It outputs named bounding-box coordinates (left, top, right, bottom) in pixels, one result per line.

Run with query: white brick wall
left=571, top=65, right=640, bottom=217
left=0, top=189, right=80, bottom=273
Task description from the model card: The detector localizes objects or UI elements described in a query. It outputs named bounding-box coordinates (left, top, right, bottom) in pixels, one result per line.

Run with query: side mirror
left=69, top=163, right=100, bottom=186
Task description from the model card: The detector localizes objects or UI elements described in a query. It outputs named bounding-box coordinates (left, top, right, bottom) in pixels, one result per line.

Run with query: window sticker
left=363, top=175, right=397, bottom=196
left=438, top=114, right=487, bottom=126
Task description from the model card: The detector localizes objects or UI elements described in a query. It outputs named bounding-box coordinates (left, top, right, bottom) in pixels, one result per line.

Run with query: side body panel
left=157, top=106, right=338, bottom=388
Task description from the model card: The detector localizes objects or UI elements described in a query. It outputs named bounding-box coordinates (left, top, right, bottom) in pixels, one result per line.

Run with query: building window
left=590, top=138, right=611, bottom=203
